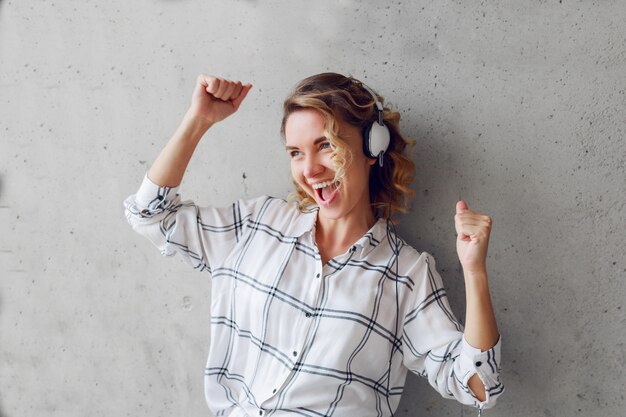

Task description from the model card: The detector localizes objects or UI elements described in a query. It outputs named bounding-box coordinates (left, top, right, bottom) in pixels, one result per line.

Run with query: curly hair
left=280, top=72, right=415, bottom=220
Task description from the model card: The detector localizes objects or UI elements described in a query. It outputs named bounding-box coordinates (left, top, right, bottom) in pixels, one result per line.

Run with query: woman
left=124, top=73, right=503, bottom=416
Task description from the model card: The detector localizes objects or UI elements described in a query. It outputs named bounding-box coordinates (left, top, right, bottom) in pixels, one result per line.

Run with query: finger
left=456, top=219, right=492, bottom=235
left=204, top=76, right=220, bottom=94
left=456, top=200, right=468, bottom=214
left=456, top=213, right=492, bottom=224
left=212, top=78, right=230, bottom=99
left=455, top=211, right=481, bottom=231
left=221, top=81, right=238, bottom=101
left=459, top=213, right=492, bottom=228
left=466, top=231, right=491, bottom=244
left=457, top=222, right=491, bottom=233
left=194, top=74, right=214, bottom=97
left=228, top=81, right=243, bottom=101
left=457, top=221, right=491, bottom=239
left=232, top=83, right=253, bottom=110
left=457, top=222, right=492, bottom=232
left=197, top=74, right=212, bottom=88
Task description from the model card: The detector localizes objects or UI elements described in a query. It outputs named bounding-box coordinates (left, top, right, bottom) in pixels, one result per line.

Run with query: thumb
left=456, top=200, right=468, bottom=214
left=232, top=83, right=253, bottom=110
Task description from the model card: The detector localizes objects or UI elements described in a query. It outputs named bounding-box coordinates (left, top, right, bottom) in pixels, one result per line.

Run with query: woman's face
left=284, top=109, right=375, bottom=225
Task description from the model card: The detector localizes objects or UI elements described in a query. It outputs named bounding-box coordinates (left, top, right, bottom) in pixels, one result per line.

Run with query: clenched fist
left=188, top=74, right=253, bottom=127
left=454, top=200, right=493, bottom=276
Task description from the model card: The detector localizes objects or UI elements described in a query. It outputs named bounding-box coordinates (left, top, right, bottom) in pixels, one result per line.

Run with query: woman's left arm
left=454, top=200, right=501, bottom=401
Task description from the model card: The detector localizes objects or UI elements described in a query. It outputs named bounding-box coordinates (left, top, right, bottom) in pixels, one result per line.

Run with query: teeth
left=311, top=180, right=336, bottom=190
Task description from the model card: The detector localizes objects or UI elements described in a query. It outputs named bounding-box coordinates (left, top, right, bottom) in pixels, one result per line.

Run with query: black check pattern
left=124, top=175, right=504, bottom=417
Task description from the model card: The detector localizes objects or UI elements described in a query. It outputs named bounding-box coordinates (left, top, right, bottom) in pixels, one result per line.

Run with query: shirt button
left=315, top=273, right=320, bottom=278
left=259, top=411, right=263, bottom=416
left=475, top=361, right=482, bottom=367
left=292, top=351, right=298, bottom=357
left=272, top=388, right=277, bottom=394
left=305, top=312, right=312, bottom=318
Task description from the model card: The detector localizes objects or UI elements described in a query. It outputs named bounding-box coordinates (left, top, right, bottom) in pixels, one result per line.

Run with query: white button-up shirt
left=124, top=175, right=503, bottom=417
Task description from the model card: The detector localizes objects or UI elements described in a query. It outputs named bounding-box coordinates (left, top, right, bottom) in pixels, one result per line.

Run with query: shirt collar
left=290, top=207, right=388, bottom=258
left=353, top=218, right=387, bottom=258
left=287, top=205, right=319, bottom=238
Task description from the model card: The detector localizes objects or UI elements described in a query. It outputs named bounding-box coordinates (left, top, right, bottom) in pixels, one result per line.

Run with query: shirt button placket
left=306, top=272, right=321, bottom=318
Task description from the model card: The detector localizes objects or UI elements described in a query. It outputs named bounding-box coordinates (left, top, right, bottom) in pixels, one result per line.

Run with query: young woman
left=124, top=73, right=503, bottom=416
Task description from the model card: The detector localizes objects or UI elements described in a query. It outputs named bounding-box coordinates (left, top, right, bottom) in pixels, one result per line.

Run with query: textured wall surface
left=1, top=1, right=625, bottom=416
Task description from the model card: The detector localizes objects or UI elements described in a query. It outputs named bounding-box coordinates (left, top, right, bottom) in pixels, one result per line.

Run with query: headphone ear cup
left=364, top=121, right=390, bottom=160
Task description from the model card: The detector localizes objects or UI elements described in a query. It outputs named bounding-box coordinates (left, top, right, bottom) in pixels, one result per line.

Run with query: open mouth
left=312, top=180, right=340, bottom=205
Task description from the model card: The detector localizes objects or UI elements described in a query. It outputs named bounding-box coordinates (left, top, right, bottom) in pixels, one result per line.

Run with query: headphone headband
left=361, top=83, right=384, bottom=115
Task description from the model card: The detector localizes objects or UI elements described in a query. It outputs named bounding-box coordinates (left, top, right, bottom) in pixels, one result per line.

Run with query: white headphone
left=361, top=83, right=391, bottom=167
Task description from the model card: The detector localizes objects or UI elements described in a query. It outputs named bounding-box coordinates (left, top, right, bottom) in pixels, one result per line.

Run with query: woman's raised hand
left=147, top=75, right=252, bottom=187
left=454, top=200, right=493, bottom=276
left=454, top=201, right=500, bottom=363
left=188, top=74, right=253, bottom=127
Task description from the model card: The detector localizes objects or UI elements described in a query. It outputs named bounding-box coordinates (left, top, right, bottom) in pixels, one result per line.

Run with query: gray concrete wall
left=1, top=0, right=624, bottom=416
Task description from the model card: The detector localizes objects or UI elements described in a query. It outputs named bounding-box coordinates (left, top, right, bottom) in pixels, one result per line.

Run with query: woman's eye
left=320, top=142, right=331, bottom=150
left=289, top=150, right=301, bottom=158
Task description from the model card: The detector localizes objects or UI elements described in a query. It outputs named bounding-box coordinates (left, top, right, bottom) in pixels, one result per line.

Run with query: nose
left=303, top=154, right=324, bottom=179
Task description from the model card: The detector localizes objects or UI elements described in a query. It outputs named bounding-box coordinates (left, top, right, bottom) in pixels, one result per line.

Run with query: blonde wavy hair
left=280, top=72, right=415, bottom=220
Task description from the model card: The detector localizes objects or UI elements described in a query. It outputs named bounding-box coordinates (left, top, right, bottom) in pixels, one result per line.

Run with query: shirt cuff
left=458, top=335, right=503, bottom=408
left=132, top=174, right=180, bottom=217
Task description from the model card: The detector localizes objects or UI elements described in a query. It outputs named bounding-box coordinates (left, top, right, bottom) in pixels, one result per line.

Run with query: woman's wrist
left=462, top=266, right=488, bottom=282
left=183, top=109, right=214, bottom=134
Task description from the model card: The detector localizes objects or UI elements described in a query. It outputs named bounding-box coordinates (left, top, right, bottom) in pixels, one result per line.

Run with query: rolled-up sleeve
left=123, top=175, right=183, bottom=256
left=402, top=253, right=504, bottom=410
left=123, top=174, right=259, bottom=273
left=458, top=335, right=503, bottom=408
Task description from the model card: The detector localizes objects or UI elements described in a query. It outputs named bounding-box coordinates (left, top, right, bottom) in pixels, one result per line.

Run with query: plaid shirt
left=124, top=175, right=503, bottom=417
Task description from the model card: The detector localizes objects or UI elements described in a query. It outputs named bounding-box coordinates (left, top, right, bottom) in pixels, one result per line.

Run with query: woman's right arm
left=123, top=75, right=254, bottom=270
left=148, top=74, right=252, bottom=187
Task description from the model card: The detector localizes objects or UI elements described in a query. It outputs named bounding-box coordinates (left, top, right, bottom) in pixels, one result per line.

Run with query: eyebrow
left=285, top=136, right=327, bottom=151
